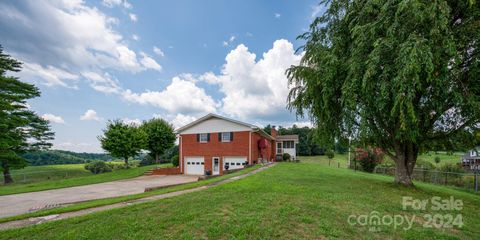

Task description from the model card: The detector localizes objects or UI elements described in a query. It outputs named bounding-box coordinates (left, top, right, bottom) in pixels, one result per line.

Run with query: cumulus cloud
left=153, top=46, right=164, bottom=57
left=0, top=0, right=157, bottom=89
left=19, top=62, right=79, bottom=88
left=139, top=52, right=162, bottom=71
left=42, top=113, right=65, bottom=124
left=274, top=13, right=281, bottom=18
left=122, top=118, right=142, bottom=126
left=80, top=109, right=102, bottom=122
left=122, top=76, right=219, bottom=115
left=170, top=114, right=197, bottom=129
left=201, top=39, right=303, bottom=121
left=81, top=71, right=121, bottom=94
left=132, top=34, right=139, bottom=41
left=129, top=13, right=137, bottom=22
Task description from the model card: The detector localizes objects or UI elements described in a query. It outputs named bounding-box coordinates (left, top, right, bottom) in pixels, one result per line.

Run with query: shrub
left=434, top=156, right=441, bottom=165
left=354, top=147, right=383, bottom=173
left=416, top=159, right=436, bottom=170
left=139, top=154, right=156, bottom=166
left=282, top=153, right=291, bottom=161
left=326, top=149, right=335, bottom=159
left=84, top=161, right=112, bottom=174
left=171, top=155, right=179, bottom=167
left=440, top=163, right=465, bottom=173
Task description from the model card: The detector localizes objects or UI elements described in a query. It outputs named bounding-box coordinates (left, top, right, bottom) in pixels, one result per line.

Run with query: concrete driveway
left=0, top=175, right=198, bottom=218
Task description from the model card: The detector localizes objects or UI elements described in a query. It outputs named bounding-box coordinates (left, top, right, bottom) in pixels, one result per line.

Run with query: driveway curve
left=0, top=175, right=198, bottom=218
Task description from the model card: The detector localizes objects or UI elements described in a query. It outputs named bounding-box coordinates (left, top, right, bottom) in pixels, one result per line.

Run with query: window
left=471, top=150, right=477, bottom=157
left=236, top=162, right=241, bottom=166
left=220, top=132, right=232, bottom=142
left=199, top=133, right=208, bottom=142
left=283, top=141, right=294, bottom=149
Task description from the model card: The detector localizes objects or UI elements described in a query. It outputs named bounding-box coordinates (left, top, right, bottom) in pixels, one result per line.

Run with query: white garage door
left=185, top=157, right=204, bottom=175
left=224, top=157, right=247, bottom=170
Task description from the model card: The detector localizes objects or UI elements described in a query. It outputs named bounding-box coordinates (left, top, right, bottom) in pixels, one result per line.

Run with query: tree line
left=98, top=118, right=176, bottom=167
left=21, top=150, right=113, bottom=166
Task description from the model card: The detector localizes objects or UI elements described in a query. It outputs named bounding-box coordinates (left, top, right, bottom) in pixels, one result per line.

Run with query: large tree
left=0, top=46, right=54, bottom=184
left=141, top=118, right=176, bottom=162
left=287, top=0, right=480, bottom=186
left=98, top=120, right=146, bottom=167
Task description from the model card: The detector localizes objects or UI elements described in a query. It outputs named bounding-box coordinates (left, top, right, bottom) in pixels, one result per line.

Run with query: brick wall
left=180, top=131, right=251, bottom=175
left=148, top=167, right=181, bottom=175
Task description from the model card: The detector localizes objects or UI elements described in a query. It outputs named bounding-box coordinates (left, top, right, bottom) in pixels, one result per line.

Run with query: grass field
left=0, top=162, right=164, bottom=196
left=1, top=163, right=479, bottom=239
left=298, top=151, right=463, bottom=169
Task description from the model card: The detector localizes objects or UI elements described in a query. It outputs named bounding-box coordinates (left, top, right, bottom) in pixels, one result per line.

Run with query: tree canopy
left=98, top=120, right=146, bottom=166
left=141, top=118, right=176, bottom=162
left=0, top=46, right=54, bottom=184
left=287, top=0, right=480, bottom=186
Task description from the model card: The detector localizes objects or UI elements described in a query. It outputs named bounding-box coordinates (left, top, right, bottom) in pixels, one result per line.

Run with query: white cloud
left=153, top=46, right=164, bottom=57
left=102, top=0, right=131, bottom=9
left=171, top=114, right=197, bottom=129
left=0, top=0, right=154, bottom=90
left=19, top=62, right=79, bottom=88
left=42, top=113, right=65, bottom=124
left=80, top=109, right=102, bottom=122
left=122, top=118, right=142, bottom=126
left=139, top=52, right=162, bottom=71
left=222, top=35, right=236, bottom=46
left=274, top=13, right=281, bottom=18
left=132, top=34, right=139, bottom=41
left=81, top=71, right=121, bottom=94
left=122, top=75, right=219, bottom=115
left=201, top=39, right=303, bottom=121
left=129, top=13, right=137, bottom=22
left=311, top=5, right=323, bottom=20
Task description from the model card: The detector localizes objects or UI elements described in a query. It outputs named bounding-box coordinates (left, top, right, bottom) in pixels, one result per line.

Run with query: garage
left=224, top=157, right=247, bottom=170
left=184, top=157, right=205, bottom=175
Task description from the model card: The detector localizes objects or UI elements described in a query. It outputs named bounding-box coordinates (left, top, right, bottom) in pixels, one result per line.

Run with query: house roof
left=175, top=113, right=275, bottom=140
left=462, top=146, right=480, bottom=159
left=276, top=135, right=299, bottom=142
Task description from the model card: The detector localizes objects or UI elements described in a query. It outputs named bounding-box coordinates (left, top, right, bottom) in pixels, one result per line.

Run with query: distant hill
left=22, top=150, right=113, bottom=166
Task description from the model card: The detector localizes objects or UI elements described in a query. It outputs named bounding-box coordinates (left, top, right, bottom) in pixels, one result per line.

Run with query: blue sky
left=0, top=0, right=325, bottom=152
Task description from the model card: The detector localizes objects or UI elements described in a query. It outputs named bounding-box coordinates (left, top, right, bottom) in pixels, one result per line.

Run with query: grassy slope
left=0, top=163, right=164, bottom=196
left=0, top=165, right=263, bottom=224
left=2, top=163, right=479, bottom=239
left=299, top=152, right=463, bottom=168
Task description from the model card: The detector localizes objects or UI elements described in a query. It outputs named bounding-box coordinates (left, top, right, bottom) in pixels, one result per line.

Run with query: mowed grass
left=0, top=163, right=165, bottom=196
left=2, top=163, right=479, bottom=239
left=299, top=151, right=463, bottom=168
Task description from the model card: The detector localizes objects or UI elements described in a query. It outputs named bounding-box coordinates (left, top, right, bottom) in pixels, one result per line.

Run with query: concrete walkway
left=0, top=163, right=275, bottom=231
left=0, top=175, right=198, bottom=218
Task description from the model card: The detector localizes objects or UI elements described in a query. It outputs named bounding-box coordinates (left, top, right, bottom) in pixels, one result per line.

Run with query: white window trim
left=199, top=133, right=208, bottom=143
left=221, top=132, right=231, bottom=142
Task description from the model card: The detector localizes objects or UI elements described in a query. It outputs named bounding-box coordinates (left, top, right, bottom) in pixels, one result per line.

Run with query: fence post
left=423, top=167, right=426, bottom=182
left=475, top=170, right=478, bottom=193
left=23, top=173, right=26, bottom=183
left=445, top=172, right=448, bottom=185
left=338, top=162, right=340, bottom=168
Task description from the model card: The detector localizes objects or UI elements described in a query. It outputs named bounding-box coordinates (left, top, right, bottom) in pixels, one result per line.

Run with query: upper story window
left=221, top=132, right=231, bottom=142
left=199, top=133, right=209, bottom=142
left=471, top=150, right=477, bottom=157
left=282, top=141, right=294, bottom=149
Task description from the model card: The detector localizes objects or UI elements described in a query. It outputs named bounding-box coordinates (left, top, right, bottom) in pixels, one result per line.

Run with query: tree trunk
left=124, top=157, right=129, bottom=168
left=393, top=142, right=418, bottom=187
left=155, top=153, right=159, bottom=163
left=2, top=165, right=14, bottom=185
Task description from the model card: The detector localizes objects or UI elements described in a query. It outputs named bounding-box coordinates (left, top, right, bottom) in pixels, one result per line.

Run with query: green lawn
left=2, top=163, right=479, bottom=239
left=0, top=163, right=165, bottom=196
left=299, top=151, right=463, bottom=169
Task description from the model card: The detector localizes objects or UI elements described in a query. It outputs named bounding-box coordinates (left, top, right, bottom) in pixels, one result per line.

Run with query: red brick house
left=177, top=113, right=297, bottom=175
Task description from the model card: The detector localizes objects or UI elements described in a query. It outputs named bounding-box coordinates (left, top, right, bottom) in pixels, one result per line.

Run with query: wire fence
left=374, top=167, right=479, bottom=192
left=4, top=170, right=90, bottom=184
